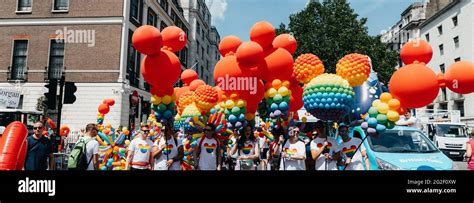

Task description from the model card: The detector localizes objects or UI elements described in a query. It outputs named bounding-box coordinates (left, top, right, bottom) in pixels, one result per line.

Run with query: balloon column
left=264, top=79, right=291, bottom=119
left=303, top=74, right=355, bottom=121
left=360, top=93, right=402, bottom=136
left=150, top=90, right=176, bottom=125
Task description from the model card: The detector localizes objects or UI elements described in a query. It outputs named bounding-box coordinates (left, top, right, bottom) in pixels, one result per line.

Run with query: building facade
left=419, top=0, right=474, bottom=125
left=0, top=0, right=191, bottom=131
left=179, top=0, right=220, bottom=85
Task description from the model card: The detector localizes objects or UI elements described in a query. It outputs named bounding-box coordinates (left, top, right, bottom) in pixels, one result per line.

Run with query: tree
left=280, top=0, right=398, bottom=83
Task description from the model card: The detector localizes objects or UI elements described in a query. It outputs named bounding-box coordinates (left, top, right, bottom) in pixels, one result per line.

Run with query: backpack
left=67, top=137, right=94, bottom=170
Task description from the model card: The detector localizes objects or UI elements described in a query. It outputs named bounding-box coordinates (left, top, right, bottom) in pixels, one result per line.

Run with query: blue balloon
left=238, top=113, right=245, bottom=121
left=163, top=110, right=173, bottom=119
left=376, top=124, right=387, bottom=133
left=228, top=115, right=237, bottom=123
left=279, top=102, right=289, bottom=111
left=368, top=118, right=378, bottom=128
left=270, top=103, right=279, bottom=111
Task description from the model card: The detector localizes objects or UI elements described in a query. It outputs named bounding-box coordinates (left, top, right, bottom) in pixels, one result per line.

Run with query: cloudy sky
left=205, top=0, right=417, bottom=40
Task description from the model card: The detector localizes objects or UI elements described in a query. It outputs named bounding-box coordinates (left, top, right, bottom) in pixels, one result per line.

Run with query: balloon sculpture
left=360, top=93, right=402, bottom=136
left=264, top=79, right=291, bottom=119
left=336, top=53, right=371, bottom=87
left=293, top=53, right=325, bottom=84
left=0, top=122, right=28, bottom=170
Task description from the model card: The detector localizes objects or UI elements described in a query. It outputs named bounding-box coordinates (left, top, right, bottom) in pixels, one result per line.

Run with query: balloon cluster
left=303, top=74, right=355, bottom=121
left=180, top=103, right=202, bottom=132
left=150, top=93, right=176, bottom=124
left=336, top=53, right=371, bottom=87
left=193, top=85, right=219, bottom=113
left=264, top=79, right=291, bottom=119
left=293, top=53, right=325, bottom=84
left=361, top=93, right=402, bottom=136
left=217, top=94, right=248, bottom=130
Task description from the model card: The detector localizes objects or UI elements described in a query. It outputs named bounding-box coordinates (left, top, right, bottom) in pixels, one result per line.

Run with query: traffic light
left=63, top=82, right=77, bottom=104
left=44, top=80, right=57, bottom=109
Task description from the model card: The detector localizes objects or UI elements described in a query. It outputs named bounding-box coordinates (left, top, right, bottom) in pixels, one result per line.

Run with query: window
left=440, top=103, right=447, bottom=110
left=201, top=47, right=205, bottom=57
left=196, top=23, right=201, bottom=36
left=147, top=8, right=157, bottom=27
left=48, top=39, right=65, bottom=80
left=196, top=41, right=200, bottom=55
left=455, top=101, right=464, bottom=117
left=130, top=0, right=142, bottom=25
left=159, top=0, right=169, bottom=14
left=453, top=36, right=459, bottom=48
left=171, top=10, right=178, bottom=24
left=439, top=44, right=444, bottom=55
left=17, top=0, right=32, bottom=12
left=437, top=25, right=443, bottom=35
left=179, top=47, right=188, bottom=67
left=425, top=33, right=430, bottom=42
left=441, top=89, right=447, bottom=101
left=127, top=30, right=140, bottom=87
left=53, top=0, right=69, bottom=11
left=454, top=57, right=461, bottom=62
left=11, top=40, right=28, bottom=80
left=160, top=21, right=167, bottom=31
left=452, top=16, right=458, bottom=27
left=439, top=64, right=445, bottom=73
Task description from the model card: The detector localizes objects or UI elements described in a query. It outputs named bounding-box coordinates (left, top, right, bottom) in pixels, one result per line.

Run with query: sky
left=205, top=0, right=418, bottom=40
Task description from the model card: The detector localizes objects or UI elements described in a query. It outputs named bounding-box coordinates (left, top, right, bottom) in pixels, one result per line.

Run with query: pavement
left=453, top=161, right=468, bottom=170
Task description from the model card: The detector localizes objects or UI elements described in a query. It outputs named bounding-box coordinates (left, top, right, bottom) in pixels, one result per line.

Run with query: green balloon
left=386, top=121, right=395, bottom=129
left=273, top=94, right=283, bottom=103
left=158, top=104, right=167, bottom=112
left=168, top=102, right=175, bottom=109
left=267, top=98, right=274, bottom=104
left=231, top=107, right=241, bottom=115
left=240, top=107, right=247, bottom=114
left=368, top=107, right=378, bottom=118
left=283, top=96, right=290, bottom=103
left=376, top=114, right=388, bottom=124
left=224, top=109, right=230, bottom=115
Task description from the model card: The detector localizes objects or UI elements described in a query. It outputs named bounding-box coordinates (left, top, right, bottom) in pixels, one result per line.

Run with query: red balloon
left=189, top=79, right=206, bottom=91
left=389, top=62, right=439, bottom=108
left=103, top=99, right=115, bottom=106
left=272, top=34, right=297, bottom=54
left=98, top=103, right=110, bottom=114
left=151, top=86, right=174, bottom=97
left=213, top=56, right=254, bottom=98
left=444, top=61, right=474, bottom=94
left=236, top=41, right=264, bottom=68
left=161, top=26, right=187, bottom=52
left=289, top=84, right=303, bottom=112
left=400, top=39, right=433, bottom=65
left=47, top=118, right=56, bottom=129
left=16, top=139, right=27, bottom=170
left=181, top=69, right=198, bottom=86
left=141, top=50, right=181, bottom=87
left=247, top=103, right=258, bottom=114
left=250, top=21, right=276, bottom=49
left=0, top=121, right=28, bottom=170
left=219, top=36, right=242, bottom=57
left=244, top=80, right=265, bottom=107
left=132, top=25, right=162, bottom=55
left=257, top=48, right=294, bottom=81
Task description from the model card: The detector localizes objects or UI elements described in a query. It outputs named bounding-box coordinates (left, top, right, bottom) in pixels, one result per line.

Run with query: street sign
left=0, top=88, right=21, bottom=108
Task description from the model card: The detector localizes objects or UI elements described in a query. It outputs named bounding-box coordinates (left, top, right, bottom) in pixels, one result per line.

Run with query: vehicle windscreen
left=368, top=130, right=438, bottom=153
left=435, top=125, right=468, bottom=138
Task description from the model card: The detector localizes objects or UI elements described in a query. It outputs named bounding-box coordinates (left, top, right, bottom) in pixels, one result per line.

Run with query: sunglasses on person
left=33, top=127, right=43, bottom=130
left=293, top=130, right=300, bottom=134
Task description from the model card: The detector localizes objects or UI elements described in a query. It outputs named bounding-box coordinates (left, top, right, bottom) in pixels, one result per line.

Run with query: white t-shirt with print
left=128, top=138, right=154, bottom=169
left=197, top=137, right=219, bottom=170
left=280, top=140, right=306, bottom=170
left=310, top=137, right=340, bottom=170
left=235, top=140, right=258, bottom=170
left=153, top=137, right=182, bottom=170
left=84, top=137, right=99, bottom=171
left=340, top=138, right=366, bottom=170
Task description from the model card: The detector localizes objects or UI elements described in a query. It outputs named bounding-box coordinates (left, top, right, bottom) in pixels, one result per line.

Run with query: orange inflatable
left=189, top=79, right=206, bottom=91
left=132, top=25, right=162, bottom=55
left=47, top=118, right=57, bottom=129
left=60, top=125, right=70, bottom=137
left=0, top=121, right=28, bottom=170
left=236, top=41, right=264, bottom=68
left=257, top=48, right=294, bottom=81
left=444, top=61, right=474, bottom=94
left=245, top=80, right=265, bottom=109
left=103, top=98, right=115, bottom=106
left=16, top=139, right=27, bottom=170
left=273, top=34, right=297, bottom=55
left=181, top=69, right=199, bottom=86
left=141, top=50, right=181, bottom=87
left=250, top=21, right=276, bottom=49
left=98, top=103, right=110, bottom=115
left=219, top=36, right=242, bottom=56
left=400, top=39, right=433, bottom=65
left=161, top=26, right=187, bottom=52
left=151, top=86, right=174, bottom=97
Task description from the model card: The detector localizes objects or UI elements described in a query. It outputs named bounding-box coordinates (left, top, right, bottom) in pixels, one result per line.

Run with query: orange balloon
left=176, top=86, right=190, bottom=103
left=444, top=61, right=474, bottom=94
left=245, top=80, right=265, bottom=108
left=250, top=21, right=275, bottom=49
left=219, top=36, right=242, bottom=57
left=161, top=26, right=187, bottom=52
left=60, top=125, right=70, bottom=137
left=214, top=86, right=224, bottom=102
left=141, top=50, right=181, bottom=87
left=47, top=118, right=57, bottom=129
left=236, top=41, right=264, bottom=68
left=189, top=79, right=206, bottom=91
left=0, top=122, right=28, bottom=170
left=400, top=39, right=433, bottom=65
left=389, top=62, right=438, bottom=108
left=98, top=103, right=110, bottom=114
left=132, top=25, right=162, bottom=55
left=213, top=56, right=254, bottom=98
left=273, top=34, right=297, bottom=54
left=103, top=99, right=115, bottom=106
left=257, top=48, right=294, bottom=81
left=181, top=69, right=198, bottom=86
left=152, top=86, right=174, bottom=97
left=293, top=53, right=325, bottom=84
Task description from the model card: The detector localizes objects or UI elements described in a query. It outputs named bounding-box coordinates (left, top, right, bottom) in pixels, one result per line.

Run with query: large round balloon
left=219, top=36, right=242, bottom=56
left=245, top=80, right=265, bottom=108
left=181, top=69, right=198, bottom=86
left=303, top=74, right=355, bottom=121
left=161, top=26, right=187, bottom=52
left=151, top=86, right=174, bottom=97
left=141, top=50, right=181, bottom=87
left=400, top=39, right=433, bottom=65
left=214, top=56, right=254, bottom=98
left=132, top=25, right=162, bottom=55
left=273, top=34, right=297, bottom=54
left=257, top=48, right=294, bottom=81
left=444, top=61, right=474, bottom=94
left=189, top=79, right=206, bottom=91
left=236, top=41, right=264, bottom=68
left=293, top=53, right=325, bottom=84
left=336, top=53, right=371, bottom=87
left=250, top=21, right=275, bottom=49
left=389, top=62, right=439, bottom=108
left=98, top=103, right=110, bottom=114
left=0, top=122, right=28, bottom=170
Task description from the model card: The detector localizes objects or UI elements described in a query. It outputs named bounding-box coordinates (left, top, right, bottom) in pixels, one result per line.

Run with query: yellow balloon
left=278, top=86, right=290, bottom=97
left=225, top=100, right=235, bottom=109
left=236, top=100, right=246, bottom=108
left=387, top=110, right=400, bottom=122
left=162, top=95, right=172, bottom=105
left=302, top=116, right=307, bottom=123
left=267, top=88, right=277, bottom=98
left=151, top=95, right=161, bottom=105
left=380, top=92, right=393, bottom=103
left=372, top=99, right=381, bottom=108
left=377, top=103, right=389, bottom=114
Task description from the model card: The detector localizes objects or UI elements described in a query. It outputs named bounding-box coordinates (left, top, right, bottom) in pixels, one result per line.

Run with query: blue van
left=342, top=126, right=454, bottom=170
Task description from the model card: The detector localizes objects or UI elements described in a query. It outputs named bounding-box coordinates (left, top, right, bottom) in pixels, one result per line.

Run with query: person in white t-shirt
left=194, top=124, right=222, bottom=170
left=126, top=125, right=154, bottom=170
left=152, top=125, right=183, bottom=170
left=310, top=121, right=340, bottom=170
left=396, top=110, right=417, bottom=128
left=280, top=127, right=306, bottom=170
left=83, top=123, right=99, bottom=170
left=338, top=124, right=369, bottom=170
left=231, top=125, right=260, bottom=170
